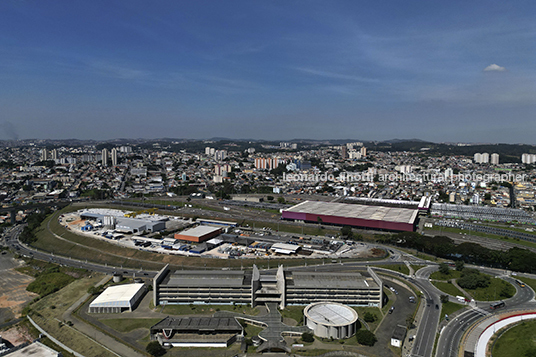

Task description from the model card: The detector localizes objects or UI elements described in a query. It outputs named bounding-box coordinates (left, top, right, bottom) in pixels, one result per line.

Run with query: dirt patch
left=0, top=324, right=34, bottom=347
left=0, top=271, right=38, bottom=321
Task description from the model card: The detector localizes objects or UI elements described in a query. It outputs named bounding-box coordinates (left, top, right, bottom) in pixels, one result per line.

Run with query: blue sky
left=1, top=1, right=535, bottom=143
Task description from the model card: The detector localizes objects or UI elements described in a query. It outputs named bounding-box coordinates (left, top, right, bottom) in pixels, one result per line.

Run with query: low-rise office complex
left=154, top=265, right=383, bottom=309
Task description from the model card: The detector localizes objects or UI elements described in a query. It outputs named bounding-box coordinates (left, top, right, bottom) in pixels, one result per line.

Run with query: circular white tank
left=304, top=302, right=358, bottom=339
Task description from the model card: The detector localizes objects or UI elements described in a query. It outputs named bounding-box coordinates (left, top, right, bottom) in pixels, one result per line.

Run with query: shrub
left=363, top=312, right=377, bottom=323
left=302, top=332, right=315, bottom=342
left=146, top=341, right=166, bottom=357
left=356, top=330, right=377, bottom=346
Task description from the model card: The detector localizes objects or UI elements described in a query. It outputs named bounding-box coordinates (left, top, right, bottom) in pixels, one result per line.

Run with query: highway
left=7, top=224, right=156, bottom=279
left=435, top=270, right=536, bottom=357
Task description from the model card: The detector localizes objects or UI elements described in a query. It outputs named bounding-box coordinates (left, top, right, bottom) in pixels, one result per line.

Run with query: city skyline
left=1, top=1, right=535, bottom=143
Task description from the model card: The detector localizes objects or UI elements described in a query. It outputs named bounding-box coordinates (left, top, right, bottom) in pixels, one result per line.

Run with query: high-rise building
left=360, top=147, right=367, bottom=157
left=51, top=149, right=58, bottom=160
left=41, top=148, right=48, bottom=161
left=111, top=148, right=118, bottom=166
left=474, top=153, right=490, bottom=164
left=255, top=157, right=279, bottom=170
left=102, top=148, right=109, bottom=166
left=341, top=146, right=347, bottom=159
left=521, top=153, right=536, bottom=164
left=491, top=153, right=499, bottom=165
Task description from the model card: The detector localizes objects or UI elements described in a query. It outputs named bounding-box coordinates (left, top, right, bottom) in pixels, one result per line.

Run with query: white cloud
left=483, top=64, right=506, bottom=72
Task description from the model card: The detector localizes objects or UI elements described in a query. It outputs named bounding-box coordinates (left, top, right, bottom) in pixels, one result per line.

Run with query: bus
left=516, top=280, right=526, bottom=288
left=490, top=301, right=506, bottom=310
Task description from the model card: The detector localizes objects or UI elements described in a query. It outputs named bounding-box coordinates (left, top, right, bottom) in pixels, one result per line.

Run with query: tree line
left=377, top=231, right=536, bottom=273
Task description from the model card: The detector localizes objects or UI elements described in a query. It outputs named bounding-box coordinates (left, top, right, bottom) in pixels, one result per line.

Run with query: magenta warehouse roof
left=281, top=200, right=418, bottom=232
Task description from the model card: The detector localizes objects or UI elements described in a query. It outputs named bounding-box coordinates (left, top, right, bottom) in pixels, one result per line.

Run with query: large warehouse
left=304, top=302, right=358, bottom=339
left=174, top=225, right=222, bottom=243
left=88, top=283, right=146, bottom=313
left=154, top=265, right=383, bottom=308
left=281, top=200, right=418, bottom=232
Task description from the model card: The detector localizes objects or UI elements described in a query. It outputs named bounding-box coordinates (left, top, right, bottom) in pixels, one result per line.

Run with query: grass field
left=432, top=281, right=465, bottom=297
left=430, top=270, right=462, bottom=281
left=244, top=324, right=264, bottom=337
left=492, top=320, right=536, bottom=357
left=162, top=304, right=260, bottom=316
left=425, top=225, right=536, bottom=251
left=440, top=301, right=465, bottom=321
left=463, top=278, right=515, bottom=301
left=100, top=318, right=162, bottom=333
left=517, top=276, right=536, bottom=292
left=374, top=264, right=410, bottom=275
left=280, top=305, right=305, bottom=325
left=28, top=274, right=116, bottom=357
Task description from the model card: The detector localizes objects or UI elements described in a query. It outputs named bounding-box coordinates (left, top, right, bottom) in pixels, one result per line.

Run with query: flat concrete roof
left=165, top=270, right=247, bottom=288
left=291, top=272, right=379, bottom=289
left=305, top=302, right=358, bottom=326
left=151, top=316, right=242, bottom=332
left=284, top=200, right=418, bottom=224
left=7, top=342, right=59, bottom=357
left=90, top=283, right=144, bottom=308
left=177, top=225, right=222, bottom=238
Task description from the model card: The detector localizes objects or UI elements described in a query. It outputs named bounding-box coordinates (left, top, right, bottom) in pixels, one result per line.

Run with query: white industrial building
left=304, top=302, right=358, bottom=339
left=88, top=283, right=146, bottom=313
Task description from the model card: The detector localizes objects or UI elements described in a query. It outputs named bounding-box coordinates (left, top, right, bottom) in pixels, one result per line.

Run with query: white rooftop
left=305, top=302, right=358, bottom=326
left=89, top=283, right=145, bottom=308
left=177, top=225, right=221, bottom=237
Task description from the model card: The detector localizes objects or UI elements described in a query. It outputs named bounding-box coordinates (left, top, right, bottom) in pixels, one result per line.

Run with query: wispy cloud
left=483, top=64, right=506, bottom=72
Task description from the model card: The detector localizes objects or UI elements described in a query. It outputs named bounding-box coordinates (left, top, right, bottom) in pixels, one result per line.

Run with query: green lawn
left=492, top=320, right=536, bottom=357
left=244, top=324, right=264, bottom=337
left=432, top=281, right=465, bottom=297
left=430, top=270, right=462, bottom=281
left=351, top=306, right=383, bottom=332
left=101, top=318, right=162, bottom=333
left=28, top=275, right=117, bottom=357
left=463, top=278, right=515, bottom=301
left=440, top=302, right=465, bottom=321
left=280, top=305, right=305, bottom=325
left=374, top=264, right=410, bottom=275
left=517, top=276, right=536, bottom=292
left=162, top=304, right=260, bottom=316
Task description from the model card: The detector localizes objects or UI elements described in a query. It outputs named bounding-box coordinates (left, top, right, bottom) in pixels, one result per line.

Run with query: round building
left=304, top=302, right=358, bottom=339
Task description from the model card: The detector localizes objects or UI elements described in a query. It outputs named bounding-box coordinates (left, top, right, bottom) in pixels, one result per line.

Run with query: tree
left=458, top=269, right=491, bottom=290
left=440, top=294, right=449, bottom=304
left=363, top=312, right=377, bottom=323
left=341, top=225, right=353, bottom=239
left=356, top=330, right=377, bottom=346
left=277, top=196, right=285, bottom=204
left=455, top=260, right=465, bottom=271
left=146, top=341, right=166, bottom=357
left=406, top=315, right=414, bottom=329
left=266, top=195, right=274, bottom=201
left=438, top=263, right=450, bottom=275
left=301, top=332, right=314, bottom=342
